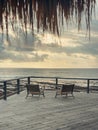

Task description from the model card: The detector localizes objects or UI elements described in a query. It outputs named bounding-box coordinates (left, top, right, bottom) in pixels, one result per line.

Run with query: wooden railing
left=0, top=76, right=98, bottom=100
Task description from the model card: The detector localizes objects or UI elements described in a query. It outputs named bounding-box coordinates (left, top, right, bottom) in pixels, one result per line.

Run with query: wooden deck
left=0, top=90, right=98, bottom=130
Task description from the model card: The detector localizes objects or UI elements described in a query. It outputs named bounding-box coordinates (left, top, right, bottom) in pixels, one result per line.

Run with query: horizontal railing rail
left=0, top=76, right=98, bottom=100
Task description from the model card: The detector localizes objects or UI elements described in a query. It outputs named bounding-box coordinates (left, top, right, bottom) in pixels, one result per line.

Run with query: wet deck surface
left=0, top=90, right=98, bottom=130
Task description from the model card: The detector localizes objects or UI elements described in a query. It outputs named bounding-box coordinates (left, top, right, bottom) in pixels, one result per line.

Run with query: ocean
left=0, top=68, right=98, bottom=80
left=0, top=68, right=98, bottom=91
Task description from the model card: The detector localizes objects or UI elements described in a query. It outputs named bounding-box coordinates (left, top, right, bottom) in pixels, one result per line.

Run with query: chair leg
left=66, top=93, right=68, bottom=97
left=43, top=93, right=45, bottom=97
left=72, top=93, right=75, bottom=98
left=55, top=93, right=57, bottom=98
left=25, top=93, right=29, bottom=99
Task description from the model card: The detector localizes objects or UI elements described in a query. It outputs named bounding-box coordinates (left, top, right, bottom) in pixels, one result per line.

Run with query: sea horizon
left=0, top=68, right=98, bottom=91
left=0, top=68, right=98, bottom=81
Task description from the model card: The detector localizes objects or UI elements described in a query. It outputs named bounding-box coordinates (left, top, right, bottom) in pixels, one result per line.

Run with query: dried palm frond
left=0, top=0, right=96, bottom=37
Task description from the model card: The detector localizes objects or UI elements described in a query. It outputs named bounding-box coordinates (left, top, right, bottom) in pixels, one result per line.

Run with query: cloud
left=2, top=30, right=41, bottom=52
left=0, top=1, right=98, bottom=68
left=0, top=30, right=48, bottom=62
left=34, top=32, right=98, bottom=57
left=0, top=25, right=98, bottom=64
left=0, top=49, right=48, bottom=62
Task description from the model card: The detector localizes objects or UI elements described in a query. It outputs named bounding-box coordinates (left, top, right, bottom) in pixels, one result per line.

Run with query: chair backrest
left=62, top=84, right=74, bottom=93
left=30, top=84, right=40, bottom=92
left=26, top=84, right=40, bottom=93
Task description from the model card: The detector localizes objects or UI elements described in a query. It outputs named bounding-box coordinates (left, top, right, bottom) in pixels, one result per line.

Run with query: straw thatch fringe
left=0, top=0, right=96, bottom=37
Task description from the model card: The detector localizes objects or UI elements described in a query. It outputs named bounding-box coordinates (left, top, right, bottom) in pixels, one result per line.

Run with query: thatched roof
left=0, top=0, right=96, bottom=36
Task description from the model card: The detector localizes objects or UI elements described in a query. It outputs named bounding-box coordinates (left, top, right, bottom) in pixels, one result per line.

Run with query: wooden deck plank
left=0, top=90, right=98, bottom=130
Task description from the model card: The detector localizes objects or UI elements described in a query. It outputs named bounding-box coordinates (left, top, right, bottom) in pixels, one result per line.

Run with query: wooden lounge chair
left=25, top=84, right=45, bottom=98
left=55, top=84, right=74, bottom=98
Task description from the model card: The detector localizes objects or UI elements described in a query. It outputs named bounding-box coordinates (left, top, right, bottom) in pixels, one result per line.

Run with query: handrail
left=0, top=76, right=98, bottom=100
left=1, top=76, right=98, bottom=83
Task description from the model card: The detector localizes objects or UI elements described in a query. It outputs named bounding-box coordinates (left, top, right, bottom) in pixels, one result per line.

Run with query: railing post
left=28, top=77, right=30, bottom=84
left=3, top=81, right=7, bottom=100
left=87, top=79, right=90, bottom=93
left=17, top=79, right=20, bottom=94
left=56, top=78, right=58, bottom=89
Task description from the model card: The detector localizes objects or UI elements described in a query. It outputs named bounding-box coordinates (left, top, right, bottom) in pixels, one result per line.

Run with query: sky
left=0, top=1, right=98, bottom=68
